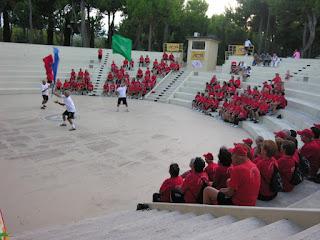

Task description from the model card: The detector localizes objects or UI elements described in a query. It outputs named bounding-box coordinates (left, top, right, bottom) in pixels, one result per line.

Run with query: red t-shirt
left=256, top=157, right=278, bottom=197
left=205, top=162, right=218, bottom=182
left=159, top=176, right=184, bottom=202
left=228, top=160, right=260, bottom=206
left=98, top=49, right=102, bottom=56
left=277, top=155, right=296, bottom=192
left=181, top=171, right=208, bottom=203
left=300, top=140, right=320, bottom=177
left=212, top=165, right=230, bottom=189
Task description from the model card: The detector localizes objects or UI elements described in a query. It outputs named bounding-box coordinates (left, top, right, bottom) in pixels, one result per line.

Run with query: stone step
left=168, top=98, right=191, bottom=108
left=191, top=217, right=266, bottom=240
left=241, top=121, right=275, bottom=140
left=286, top=89, right=320, bottom=105
left=285, top=223, right=320, bottom=240
left=288, top=190, right=320, bottom=209
left=279, top=108, right=317, bottom=130
left=287, top=97, right=320, bottom=119
left=242, top=219, right=302, bottom=240
left=174, top=92, right=194, bottom=101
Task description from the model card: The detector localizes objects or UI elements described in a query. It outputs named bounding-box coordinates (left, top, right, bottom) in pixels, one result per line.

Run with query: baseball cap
left=230, top=144, right=248, bottom=156
left=203, top=152, right=214, bottom=160
left=242, top=138, right=253, bottom=145
left=297, top=129, right=314, bottom=138
left=274, top=131, right=287, bottom=139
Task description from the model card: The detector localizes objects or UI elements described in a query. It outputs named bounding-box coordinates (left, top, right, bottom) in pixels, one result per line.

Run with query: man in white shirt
left=41, top=80, right=50, bottom=109
left=54, top=90, right=77, bottom=131
left=116, top=83, right=129, bottom=112
left=244, top=39, right=253, bottom=56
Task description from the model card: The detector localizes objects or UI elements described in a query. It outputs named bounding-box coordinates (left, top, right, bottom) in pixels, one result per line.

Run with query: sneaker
left=60, top=123, right=67, bottom=127
left=69, top=127, right=76, bottom=131
left=41, top=106, right=45, bottom=109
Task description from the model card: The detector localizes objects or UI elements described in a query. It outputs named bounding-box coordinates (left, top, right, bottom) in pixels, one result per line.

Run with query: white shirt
left=41, top=83, right=50, bottom=96
left=63, top=95, right=76, bottom=112
left=244, top=40, right=252, bottom=47
left=117, top=86, right=127, bottom=98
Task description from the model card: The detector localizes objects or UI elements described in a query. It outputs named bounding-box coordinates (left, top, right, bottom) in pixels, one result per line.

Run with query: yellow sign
left=191, top=51, right=205, bottom=60
left=164, top=43, right=183, bottom=52
left=235, top=45, right=245, bottom=55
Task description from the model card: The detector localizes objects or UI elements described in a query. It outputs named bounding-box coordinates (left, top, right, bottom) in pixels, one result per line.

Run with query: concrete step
left=288, top=190, right=320, bottom=209
left=279, top=108, right=317, bottom=130
left=179, top=86, right=200, bottom=94
left=174, top=92, right=194, bottom=101
left=286, top=89, right=320, bottom=105
left=285, top=223, right=320, bottom=240
left=241, top=121, right=275, bottom=140
left=262, top=115, right=296, bottom=132
left=168, top=98, right=191, bottom=108
left=287, top=97, right=320, bottom=119
left=192, top=217, right=266, bottom=240
left=243, top=219, right=302, bottom=240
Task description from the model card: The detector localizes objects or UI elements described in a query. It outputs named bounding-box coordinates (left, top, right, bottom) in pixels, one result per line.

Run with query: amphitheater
left=0, top=42, right=319, bottom=239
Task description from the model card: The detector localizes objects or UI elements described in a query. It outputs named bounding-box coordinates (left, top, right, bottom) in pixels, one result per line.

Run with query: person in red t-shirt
left=123, top=59, right=129, bottom=69
left=63, top=80, right=70, bottom=90
left=139, top=55, right=144, bottom=67
left=212, top=147, right=232, bottom=189
left=136, top=68, right=143, bottom=79
left=277, top=140, right=297, bottom=192
left=145, top=55, right=150, bottom=67
left=272, top=73, right=282, bottom=85
left=78, top=68, right=84, bottom=80
left=153, top=163, right=184, bottom=202
left=242, top=138, right=254, bottom=157
left=70, top=69, right=76, bottom=81
left=162, top=52, right=168, bottom=61
left=56, top=79, right=62, bottom=90
left=109, top=82, right=116, bottom=96
left=129, top=60, right=134, bottom=71
left=235, top=77, right=241, bottom=88
left=257, top=140, right=279, bottom=201
left=181, top=157, right=208, bottom=203
left=107, top=71, right=114, bottom=82
left=203, top=153, right=218, bottom=182
left=87, top=82, right=93, bottom=92
left=98, top=48, right=103, bottom=63
left=169, top=53, right=174, bottom=61
left=298, top=129, right=320, bottom=178
left=203, top=144, right=260, bottom=206
left=103, top=82, right=109, bottom=96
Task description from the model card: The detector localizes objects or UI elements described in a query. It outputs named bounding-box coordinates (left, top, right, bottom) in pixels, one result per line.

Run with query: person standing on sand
left=53, top=90, right=77, bottom=131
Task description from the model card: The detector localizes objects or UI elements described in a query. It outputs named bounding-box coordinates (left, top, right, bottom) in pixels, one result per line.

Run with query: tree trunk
left=257, top=16, right=264, bottom=54
left=301, top=12, right=317, bottom=58
left=28, top=0, right=33, bottom=43
left=47, top=13, right=54, bottom=45
left=64, top=17, right=71, bottom=46
left=87, top=5, right=94, bottom=48
left=163, top=22, right=169, bottom=44
left=107, top=12, right=116, bottom=48
left=133, top=24, right=142, bottom=50
left=264, top=8, right=271, bottom=52
left=80, top=0, right=89, bottom=47
left=3, top=4, right=11, bottom=42
left=148, top=23, right=153, bottom=51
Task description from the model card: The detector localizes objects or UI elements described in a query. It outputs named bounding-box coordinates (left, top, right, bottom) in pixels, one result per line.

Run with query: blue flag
left=52, top=47, right=60, bottom=83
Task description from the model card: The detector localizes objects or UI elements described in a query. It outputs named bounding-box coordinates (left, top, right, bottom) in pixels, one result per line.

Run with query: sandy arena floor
left=0, top=94, right=250, bottom=234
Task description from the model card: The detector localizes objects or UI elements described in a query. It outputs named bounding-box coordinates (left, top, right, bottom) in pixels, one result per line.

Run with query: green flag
left=112, top=34, right=132, bottom=61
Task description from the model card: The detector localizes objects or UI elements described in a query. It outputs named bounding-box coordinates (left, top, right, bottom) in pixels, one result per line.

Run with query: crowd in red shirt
left=193, top=73, right=287, bottom=125
left=103, top=53, right=180, bottom=98
left=55, top=68, right=93, bottom=94
left=154, top=123, right=320, bottom=206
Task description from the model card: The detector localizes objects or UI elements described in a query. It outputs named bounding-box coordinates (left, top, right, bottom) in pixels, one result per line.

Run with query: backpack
left=290, top=163, right=303, bottom=185
left=170, top=189, right=185, bottom=203
left=270, top=166, right=284, bottom=193
left=299, top=155, right=310, bottom=176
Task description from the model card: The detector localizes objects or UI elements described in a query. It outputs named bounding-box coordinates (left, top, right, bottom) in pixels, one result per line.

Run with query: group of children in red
left=103, top=52, right=180, bottom=98
left=193, top=73, right=287, bottom=125
left=55, top=68, right=94, bottom=94
left=154, top=124, right=320, bottom=206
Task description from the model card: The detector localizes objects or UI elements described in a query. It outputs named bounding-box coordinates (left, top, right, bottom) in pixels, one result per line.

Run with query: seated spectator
left=153, top=163, right=184, bottom=202
left=63, top=80, right=70, bottom=90
left=139, top=55, right=144, bottom=67
left=252, top=53, right=261, bottom=66
left=253, top=136, right=264, bottom=159
left=311, top=124, right=320, bottom=139
left=123, top=59, right=129, bottom=69
left=56, top=79, right=62, bottom=90
left=285, top=70, right=293, bottom=81
left=293, top=49, right=301, bottom=59
left=103, top=82, right=109, bottom=95
left=136, top=68, right=143, bottom=79
left=203, top=152, right=217, bottom=182
left=129, top=60, right=134, bottom=70
left=153, top=59, right=159, bottom=70
left=203, top=144, right=260, bottom=206
left=211, top=147, right=232, bottom=189
left=70, top=69, right=76, bottom=81
left=181, top=157, right=208, bottom=203
left=272, top=73, right=282, bottom=85
left=78, top=68, right=84, bottom=80
left=181, top=158, right=195, bottom=179
left=242, top=66, right=251, bottom=80
left=257, top=140, right=279, bottom=201
left=278, top=140, right=297, bottom=192
left=242, top=138, right=254, bottom=157
left=271, top=53, right=280, bottom=67
left=107, top=71, right=114, bottom=82
left=163, top=52, right=168, bottom=61
left=263, top=53, right=272, bottom=66
left=169, top=53, right=174, bottom=61
left=298, top=129, right=320, bottom=179
left=145, top=55, right=150, bottom=67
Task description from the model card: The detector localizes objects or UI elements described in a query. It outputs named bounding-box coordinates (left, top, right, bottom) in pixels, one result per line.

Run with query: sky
left=103, top=0, right=238, bottom=31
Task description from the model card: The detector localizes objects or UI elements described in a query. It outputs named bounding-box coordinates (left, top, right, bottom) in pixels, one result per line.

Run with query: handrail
left=144, top=70, right=173, bottom=99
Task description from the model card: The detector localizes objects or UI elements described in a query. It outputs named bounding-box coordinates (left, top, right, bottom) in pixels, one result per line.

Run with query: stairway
left=88, top=52, right=110, bottom=96
left=145, top=70, right=191, bottom=103
left=12, top=206, right=320, bottom=240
